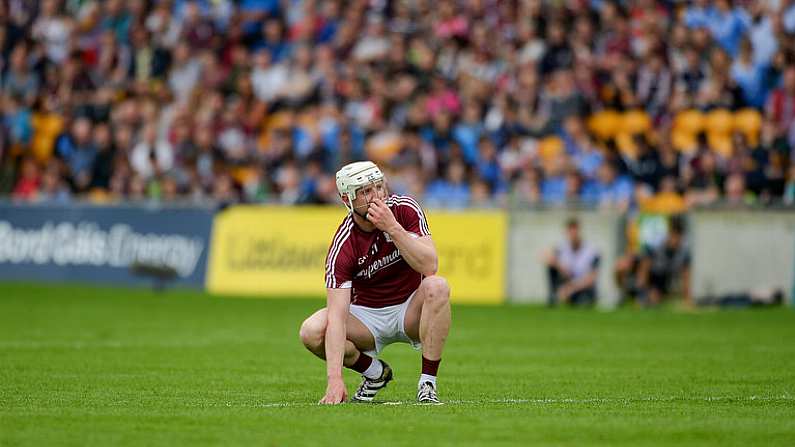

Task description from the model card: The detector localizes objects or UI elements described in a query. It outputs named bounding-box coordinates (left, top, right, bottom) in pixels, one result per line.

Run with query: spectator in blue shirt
left=582, top=162, right=634, bottom=210
left=56, top=118, right=97, bottom=192
left=747, top=2, right=778, bottom=66
left=239, top=0, right=281, bottom=36
left=475, top=137, right=504, bottom=193
left=685, top=0, right=711, bottom=29
left=731, top=38, right=769, bottom=108
left=424, top=160, right=471, bottom=209
left=453, top=102, right=484, bottom=165
left=253, top=18, right=291, bottom=63
left=3, top=95, right=32, bottom=147
left=563, top=116, right=604, bottom=181
left=706, top=0, right=750, bottom=57
left=541, top=155, right=568, bottom=205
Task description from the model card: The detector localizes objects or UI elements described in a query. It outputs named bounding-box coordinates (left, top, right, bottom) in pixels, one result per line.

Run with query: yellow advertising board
left=427, top=211, right=506, bottom=304
left=206, top=206, right=506, bottom=304
left=206, top=206, right=339, bottom=296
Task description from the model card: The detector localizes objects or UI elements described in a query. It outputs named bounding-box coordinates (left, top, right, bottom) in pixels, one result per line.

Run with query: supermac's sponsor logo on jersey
left=356, top=249, right=401, bottom=279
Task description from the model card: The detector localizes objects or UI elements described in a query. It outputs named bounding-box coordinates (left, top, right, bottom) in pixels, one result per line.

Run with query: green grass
left=1, top=282, right=794, bottom=446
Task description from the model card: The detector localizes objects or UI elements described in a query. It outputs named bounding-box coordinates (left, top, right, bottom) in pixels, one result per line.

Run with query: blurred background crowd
left=3, top=0, right=795, bottom=210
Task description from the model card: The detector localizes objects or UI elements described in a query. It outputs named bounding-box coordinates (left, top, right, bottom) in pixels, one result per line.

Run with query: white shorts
left=349, top=291, right=422, bottom=356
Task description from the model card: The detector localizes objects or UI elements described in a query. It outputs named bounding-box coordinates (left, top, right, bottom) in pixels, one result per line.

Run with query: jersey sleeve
left=325, top=222, right=355, bottom=288
left=393, top=196, right=431, bottom=237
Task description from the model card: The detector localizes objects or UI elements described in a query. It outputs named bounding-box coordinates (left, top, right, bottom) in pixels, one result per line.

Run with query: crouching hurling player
left=299, top=161, right=451, bottom=404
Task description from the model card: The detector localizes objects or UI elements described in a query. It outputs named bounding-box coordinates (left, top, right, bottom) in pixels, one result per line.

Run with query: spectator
left=747, top=2, right=777, bottom=66
left=3, top=94, right=32, bottom=149
left=564, top=116, right=603, bottom=181
left=130, top=123, right=174, bottom=180
left=167, top=43, right=202, bottom=103
left=12, top=157, right=39, bottom=200
left=731, top=38, right=768, bottom=108
left=0, top=0, right=793, bottom=208
left=583, top=162, right=634, bottom=211
left=2, top=44, right=39, bottom=106
left=475, top=137, right=502, bottom=194
left=425, top=160, right=470, bottom=209
left=31, top=0, right=73, bottom=64
left=540, top=154, right=568, bottom=206
left=37, top=163, right=70, bottom=204
left=637, top=216, right=691, bottom=306
left=706, top=0, right=750, bottom=58
left=686, top=150, right=723, bottom=207
left=677, top=45, right=707, bottom=95
left=542, top=217, right=600, bottom=306
left=452, top=102, right=483, bottom=165
left=56, top=117, right=97, bottom=192
left=765, top=65, right=795, bottom=146
left=636, top=51, right=673, bottom=119
left=89, top=122, right=115, bottom=190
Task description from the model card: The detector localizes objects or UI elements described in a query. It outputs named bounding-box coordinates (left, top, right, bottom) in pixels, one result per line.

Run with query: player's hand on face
left=366, top=198, right=399, bottom=233
left=319, top=377, right=347, bottom=404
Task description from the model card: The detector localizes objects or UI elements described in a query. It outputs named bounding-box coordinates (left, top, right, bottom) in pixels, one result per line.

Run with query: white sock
left=363, top=358, right=384, bottom=380
left=419, top=373, right=437, bottom=388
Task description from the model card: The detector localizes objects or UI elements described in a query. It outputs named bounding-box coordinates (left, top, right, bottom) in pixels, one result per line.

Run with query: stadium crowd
left=3, top=0, right=795, bottom=209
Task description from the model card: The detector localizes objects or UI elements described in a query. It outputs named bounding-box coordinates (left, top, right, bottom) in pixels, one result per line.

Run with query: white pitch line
left=0, top=339, right=245, bottom=349
left=251, top=395, right=794, bottom=408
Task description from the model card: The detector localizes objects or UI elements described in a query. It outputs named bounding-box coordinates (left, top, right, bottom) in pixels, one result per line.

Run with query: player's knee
left=299, top=317, right=325, bottom=349
left=422, top=275, right=450, bottom=303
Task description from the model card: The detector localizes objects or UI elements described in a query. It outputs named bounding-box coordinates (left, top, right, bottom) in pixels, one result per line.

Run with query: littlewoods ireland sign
left=0, top=221, right=203, bottom=277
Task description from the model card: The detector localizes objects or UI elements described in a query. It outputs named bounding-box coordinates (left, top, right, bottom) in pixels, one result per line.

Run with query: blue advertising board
left=0, top=204, right=214, bottom=287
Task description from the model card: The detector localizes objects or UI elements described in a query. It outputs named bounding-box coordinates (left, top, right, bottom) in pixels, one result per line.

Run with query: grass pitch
left=1, top=282, right=794, bottom=446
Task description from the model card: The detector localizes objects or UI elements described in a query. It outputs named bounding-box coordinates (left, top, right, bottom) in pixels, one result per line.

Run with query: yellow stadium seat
left=230, top=166, right=259, bottom=185
left=536, top=136, right=564, bottom=162
left=366, top=130, right=402, bottom=163
left=621, top=109, right=652, bottom=135
left=264, top=111, right=293, bottom=131
left=297, top=111, right=319, bottom=133
left=671, top=129, right=698, bottom=154
left=707, top=132, right=733, bottom=158
left=88, top=188, right=113, bottom=204
left=30, top=113, right=64, bottom=164
left=672, top=109, right=704, bottom=135
left=639, top=192, right=687, bottom=214
left=587, top=110, right=621, bottom=140
left=615, top=132, right=638, bottom=159
left=704, top=109, right=733, bottom=135
left=733, top=108, right=762, bottom=146
left=258, top=111, right=294, bottom=154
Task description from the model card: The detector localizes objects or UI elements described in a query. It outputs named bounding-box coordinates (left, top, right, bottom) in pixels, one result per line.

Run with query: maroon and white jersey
left=324, top=194, right=432, bottom=308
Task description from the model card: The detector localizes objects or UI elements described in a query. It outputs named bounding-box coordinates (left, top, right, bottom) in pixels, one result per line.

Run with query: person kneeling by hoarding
left=542, top=217, right=600, bottom=306
left=636, top=216, right=691, bottom=306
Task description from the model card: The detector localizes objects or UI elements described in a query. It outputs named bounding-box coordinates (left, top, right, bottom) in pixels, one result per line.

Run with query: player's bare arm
left=319, top=287, right=350, bottom=405
left=366, top=198, right=438, bottom=276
